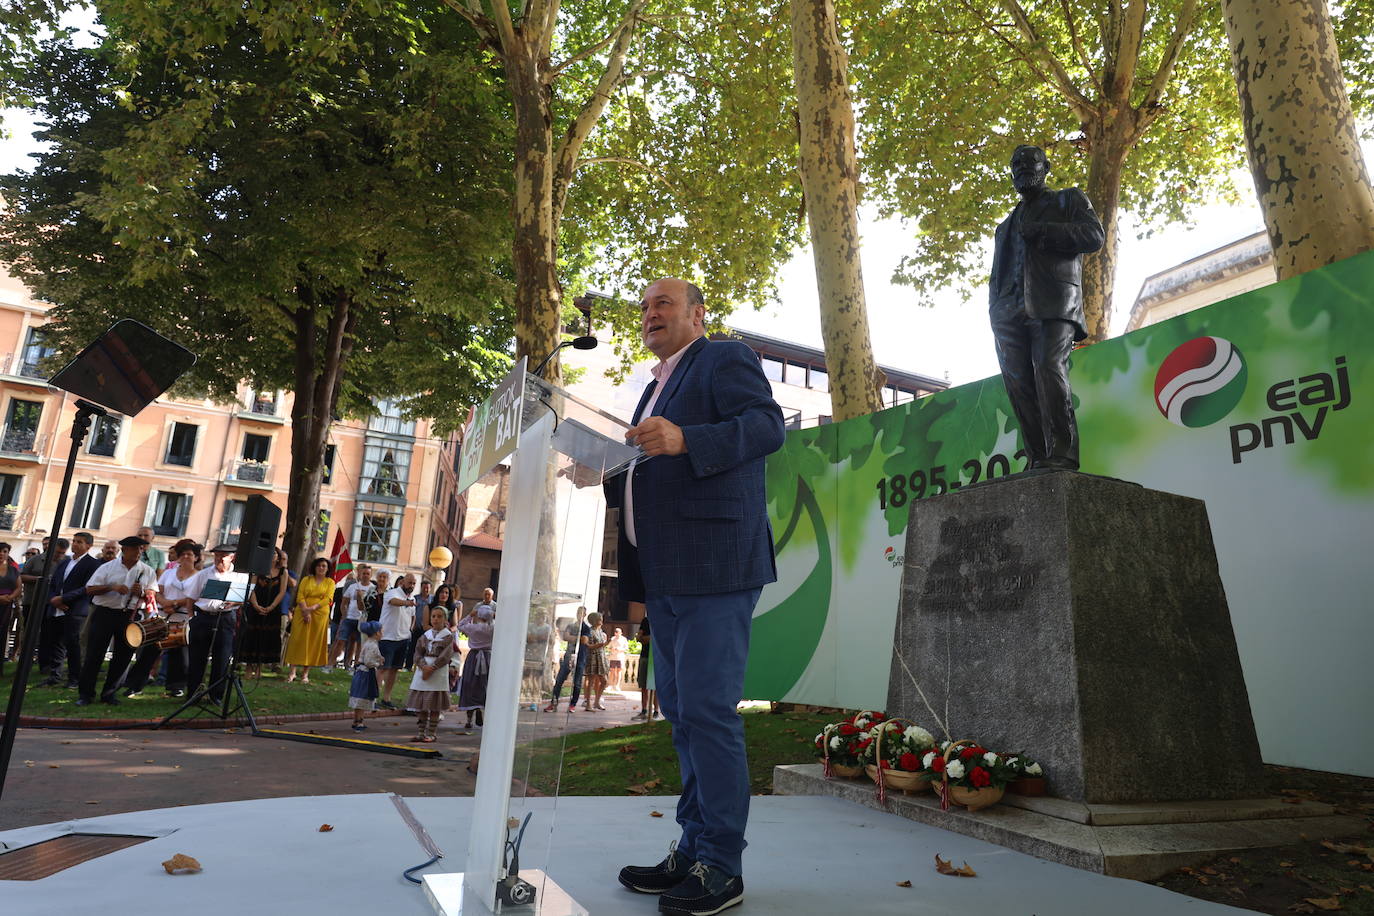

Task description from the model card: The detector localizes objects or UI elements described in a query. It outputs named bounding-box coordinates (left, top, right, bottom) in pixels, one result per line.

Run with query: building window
left=362, top=437, right=412, bottom=501
left=217, top=499, right=245, bottom=546
left=367, top=399, right=417, bottom=438
left=786, top=360, right=809, bottom=386
left=322, top=443, right=336, bottom=486
left=87, top=415, right=121, bottom=457
left=19, top=327, right=54, bottom=378
left=353, top=502, right=403, bottom=564
left=2, top=398, right=42, bottom=454
left=248, top=390, right=278, bottom=416
left=165, top=422, right=199, bottom=467
left=146, top=490, right=192, bottom=537
left=242, top=433, right=271, bottom=463
left=0, top=473, right=21, bottom=529
left=760, top=355, right=783, bottom=382
left=809, top=366, right=829, bottom=392
left=69, top=482, right=109, bottom=529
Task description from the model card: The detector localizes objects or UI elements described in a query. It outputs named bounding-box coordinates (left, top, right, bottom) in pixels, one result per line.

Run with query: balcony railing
left=0, top=353, right=48, bottom=380
left=228, top=458, right=271, bottom=484
left=249, top=397, right=279, bottom=416
left=0, top=428, right=47, bottom=456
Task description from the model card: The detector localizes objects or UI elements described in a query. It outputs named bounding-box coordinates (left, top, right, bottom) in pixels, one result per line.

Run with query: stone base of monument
left=774, top=763, right=1364, bottom=880
left=889, top=470, right=1267, bottom=804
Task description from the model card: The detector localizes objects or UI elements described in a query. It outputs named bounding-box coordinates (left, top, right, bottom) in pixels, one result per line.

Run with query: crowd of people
left=0, top=537, right=650, bottom=743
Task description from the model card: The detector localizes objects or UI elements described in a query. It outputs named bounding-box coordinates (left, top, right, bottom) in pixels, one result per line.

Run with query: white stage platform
left=0, top=793, right=1250, bottom=915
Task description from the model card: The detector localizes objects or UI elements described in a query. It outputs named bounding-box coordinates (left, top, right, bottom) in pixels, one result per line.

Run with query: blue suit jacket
left=606, top=337, right=785, bottom=600
left=52, top=553, right=102, bottom=619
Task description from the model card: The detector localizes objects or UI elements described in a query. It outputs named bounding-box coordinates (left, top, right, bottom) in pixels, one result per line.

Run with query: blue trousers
left=647, top=588, right=760, bottom=877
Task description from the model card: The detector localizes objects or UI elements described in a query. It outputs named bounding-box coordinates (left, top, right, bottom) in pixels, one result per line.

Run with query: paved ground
left=1, top=687, right=651, bottom=829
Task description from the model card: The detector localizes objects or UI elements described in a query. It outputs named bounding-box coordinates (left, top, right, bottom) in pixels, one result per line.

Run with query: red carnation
left=960, top=747, right=979, bottom=761
left=839, top=723, right=858, bottom=735
left=930, top=757, right=946, bottom=773
left=970, top=766, right=991, bottom=788
left=857, top=738, right=873, bottom=750
left=878, top=759, right=889, bottom=769
left=871, top=712, right=887, bottom=721
left=899, top=752, right=920, bottom=771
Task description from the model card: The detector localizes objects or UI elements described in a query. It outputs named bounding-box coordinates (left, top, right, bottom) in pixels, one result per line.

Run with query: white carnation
left=946, top=759, right=966, bottom=780
left=1025, top=762, right=1042, bottom=776
left=982, top=752, right=999, bottom=767
left=1005, top=757, right=1019, bottom=769
left=904, top=725, right=935, bottom=748
left=830, top=736, right=843, bottom=750
left=921, top=751, right=936, bottom=769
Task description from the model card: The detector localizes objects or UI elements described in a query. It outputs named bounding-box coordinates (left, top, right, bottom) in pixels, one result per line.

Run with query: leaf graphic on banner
left=746, top=477, right=832, bottom=700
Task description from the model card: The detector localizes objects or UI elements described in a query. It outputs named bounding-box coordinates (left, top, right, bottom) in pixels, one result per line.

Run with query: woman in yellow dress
left=284, top=557, right=336, bottom=684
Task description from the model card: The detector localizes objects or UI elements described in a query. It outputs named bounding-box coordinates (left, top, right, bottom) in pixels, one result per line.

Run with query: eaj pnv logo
left=1154, top=336, right=1248, bottom=428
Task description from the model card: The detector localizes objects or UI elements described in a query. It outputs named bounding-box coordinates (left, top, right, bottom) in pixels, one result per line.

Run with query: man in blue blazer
left=610, top=277, right=784, bottom=916
left=40, top=531, right=102, bottom=688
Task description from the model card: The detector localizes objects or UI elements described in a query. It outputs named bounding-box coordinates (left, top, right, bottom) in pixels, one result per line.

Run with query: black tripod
left=155, top=573, right=259, bottom=733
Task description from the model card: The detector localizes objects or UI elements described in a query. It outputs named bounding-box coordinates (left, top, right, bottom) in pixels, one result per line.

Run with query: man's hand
left=627, top=416, right=687, bottom=457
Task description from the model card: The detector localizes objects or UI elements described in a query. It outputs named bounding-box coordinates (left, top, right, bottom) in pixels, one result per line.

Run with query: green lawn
left=518, top=709, right=831, bottom=797
left=0, top=663, right=355, bottom=719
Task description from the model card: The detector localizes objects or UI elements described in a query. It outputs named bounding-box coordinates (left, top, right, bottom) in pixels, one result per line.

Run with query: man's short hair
left=55, top=538, right=70, bottom=550
left=685, top=282, right=705, bottom=308
left=73, top=532, right=93, bottom=544
left=1012, top=144, right=1050, bottom=170
left=356, top=563, right=371, bottom=572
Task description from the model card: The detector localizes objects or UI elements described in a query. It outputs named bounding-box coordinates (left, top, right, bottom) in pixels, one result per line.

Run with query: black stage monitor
left=48, top=319, right=196, bottom=417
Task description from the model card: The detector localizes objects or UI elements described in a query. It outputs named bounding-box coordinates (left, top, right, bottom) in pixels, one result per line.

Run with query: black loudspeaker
left=234, top=495, right=281, bottom=578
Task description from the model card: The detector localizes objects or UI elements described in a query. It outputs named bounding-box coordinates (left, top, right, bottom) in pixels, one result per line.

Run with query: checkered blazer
left=605, top=337, right=785, bottom=600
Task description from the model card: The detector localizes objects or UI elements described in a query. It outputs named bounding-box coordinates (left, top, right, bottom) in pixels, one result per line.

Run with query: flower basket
left=865, top=764, right=930, bottom=793
left=936, top=739, right=1012, bottom=813
left=866, top=717, right=936, bottom=802
left=815, top=712, right=886, bottom=779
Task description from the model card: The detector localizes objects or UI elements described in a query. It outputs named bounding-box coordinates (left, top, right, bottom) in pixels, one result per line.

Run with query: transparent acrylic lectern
left=425, top=370, right=640, bottom=916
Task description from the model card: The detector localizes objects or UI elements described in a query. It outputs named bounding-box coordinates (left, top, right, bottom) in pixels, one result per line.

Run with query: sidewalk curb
left=1, top=710, right=405, bottom=730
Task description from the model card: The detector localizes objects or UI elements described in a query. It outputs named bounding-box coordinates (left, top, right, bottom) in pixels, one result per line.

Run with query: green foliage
left=842, top=0, right=1245, bottom=297
left=0, top=4, right=515, bottom=433
left=552, top=1, right=807, bottom=371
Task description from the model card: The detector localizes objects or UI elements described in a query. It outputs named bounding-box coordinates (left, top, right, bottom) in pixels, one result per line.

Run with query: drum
left=157, top=621, right=188, bottom=650
left=126, top=617, right=169, bottom=649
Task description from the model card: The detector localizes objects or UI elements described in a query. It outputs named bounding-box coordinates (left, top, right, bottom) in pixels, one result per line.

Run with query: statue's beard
left=1013, top=173, right=1045, bottom=194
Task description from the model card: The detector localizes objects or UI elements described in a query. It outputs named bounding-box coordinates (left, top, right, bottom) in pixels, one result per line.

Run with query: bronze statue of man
left=988, top=145, right=1105, bottom=471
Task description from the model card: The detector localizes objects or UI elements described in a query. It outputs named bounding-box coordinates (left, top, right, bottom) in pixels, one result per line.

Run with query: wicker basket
left=869, top=717, right=934, bottom=801
left=865, top=764, right=930, bottom=793
left=937, top=739, right=1005, bottom=812
left=832, top=763, right=866, bottom=780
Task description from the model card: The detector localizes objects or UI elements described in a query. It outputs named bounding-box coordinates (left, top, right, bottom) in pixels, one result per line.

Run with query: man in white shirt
left=377, top=572, right=416, bottom=709
left=608, top=626, right=630, bottom=691
left=186, top=543, right=244, bottom=704
left=332, top=563, right=373, bottom=669
left=76, top=535, right=158, bottom=706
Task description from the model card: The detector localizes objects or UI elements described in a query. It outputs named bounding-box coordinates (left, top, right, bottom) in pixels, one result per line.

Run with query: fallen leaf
left=626, top=784, right=649, bottom=795
left=1304, top=897, right=1342, bottom=911
left=1282, top=862, right=1297, bottom=868
left=1359, top=885, right=1373, bottom=893
left=1230, top=857, right=1243, bottom=864
left=1203, top=867, right=1219, bottom=875
left=145, top=759, right=154, bottom=764
left=85, top=800, right=99, bottom=805
left=896, top=880, right=912, bottom=887
left=48, top=764, right=59, bottom=769
left=318, top=824, right=333, bottom=832
left=1324, top=841, right=1371, bottom=856
left=124, top=773, right=138, bottom=778
left=161, top=853, right=201, bottom=875
left=619, top=744, right=638, bottom=754
left=24, top=761, right=34, bottom=767
left=934, top=854, right=976, bottom=878
left=649, top=811, right=664, bottom=818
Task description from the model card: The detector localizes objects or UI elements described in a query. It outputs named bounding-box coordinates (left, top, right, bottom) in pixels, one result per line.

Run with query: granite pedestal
left=888, top=470, right=1265, bottom=804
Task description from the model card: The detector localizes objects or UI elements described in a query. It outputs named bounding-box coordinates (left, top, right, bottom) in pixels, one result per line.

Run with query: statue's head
left=1010, top=145, right=1050, bottom=194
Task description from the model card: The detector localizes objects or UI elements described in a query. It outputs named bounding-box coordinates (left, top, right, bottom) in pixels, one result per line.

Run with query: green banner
left=752, top=249, right=1374, bottom=778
